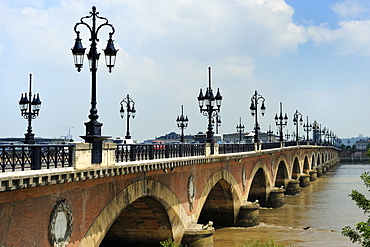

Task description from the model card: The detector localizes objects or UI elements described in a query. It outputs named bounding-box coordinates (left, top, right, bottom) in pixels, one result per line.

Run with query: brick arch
left=274, top=158, right=289, bottom=189
left=311, top=153, right=316, bottom=168
left=316, top=152, right=321, bottom=165
left=247, top=160, right=272, bottom=207
left=195, top=169, right=242, bottom=226
left=292, top=156, right=301, bottom=179
left=80, top=180, right=185, bottom=247
left=303, top=155, right=310, bottom=173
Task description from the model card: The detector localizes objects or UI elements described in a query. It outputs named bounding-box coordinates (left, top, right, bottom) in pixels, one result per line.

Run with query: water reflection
left=214, top=163, right=369, bottom=247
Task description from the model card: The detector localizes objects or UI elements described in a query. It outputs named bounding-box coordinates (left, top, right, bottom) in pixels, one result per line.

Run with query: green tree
left=239, top=238, right=285, bottom=247
left=342, top=172, right=370, bottom=246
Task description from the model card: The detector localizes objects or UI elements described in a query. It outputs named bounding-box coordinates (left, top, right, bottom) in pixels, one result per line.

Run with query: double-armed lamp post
left=119, top=94, right=136, bottom=140
left=236, top=117, right=245, bottom=143
left=18, top=74, right=42, bottom=144
left=249, top=90, right=266, bottom=148
left=197, top=67, right=222, bottom=154
left=293, top=110, right=303, bottom=143
left=303, top=116, right=312, bottom=142
left=176, top=105, right=189, bottom=143
left=275, top=102, right=288, bottom=146
left=71, top=6, right=118, bottom=163
left=267, top=125, right=274, bottom=142
left=212, top=114, right=221, bottom=135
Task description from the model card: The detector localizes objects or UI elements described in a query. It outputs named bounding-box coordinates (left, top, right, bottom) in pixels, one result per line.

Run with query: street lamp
left=197, top=67, right=222, bottom=154
left=303, top=116, right=312, bottom=142
left=267, top=125, right=274, bottom=142
left=292, top=110, right=303, bottom=143
left=249, top=90, right=266, bottom=147
left=176, top=105, right=189, bottom=143
left=72, top=6, right=118, bottom=163
left=320, top=126, right=326, bottom=144
left=18, top=74, right=42, bottom=144
left=312, top=120, right=319, bottom=144
left=285, top=129, right=291, bottom=141
left=236, top=117, right=245, bottom=143
left=274, top=102, right=288, bottom=145
left=119, top=94, right=136, bottom=140
left=212, top=113, right=221, bottom=135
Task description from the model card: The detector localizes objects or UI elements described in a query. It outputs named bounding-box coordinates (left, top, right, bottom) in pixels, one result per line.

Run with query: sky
left=1, top=0, right=370, bottom=142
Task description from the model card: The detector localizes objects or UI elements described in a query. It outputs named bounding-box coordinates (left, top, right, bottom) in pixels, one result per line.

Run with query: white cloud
left=331, top=0, right=369, bottom=20
left=306, top=19, right=370, bottom=55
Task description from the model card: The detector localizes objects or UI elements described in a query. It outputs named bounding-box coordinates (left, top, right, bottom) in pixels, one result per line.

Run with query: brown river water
left=213, top=163, right=369, bottom=247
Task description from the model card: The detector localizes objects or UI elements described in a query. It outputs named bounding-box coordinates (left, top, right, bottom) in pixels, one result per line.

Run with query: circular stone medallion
left=188, top=175, right=196, bottom=210
left=49, top=200, right=73, bottom=247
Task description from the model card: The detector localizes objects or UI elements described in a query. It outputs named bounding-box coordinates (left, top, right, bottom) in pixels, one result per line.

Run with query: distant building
left=0, top=137, right=71, bottom=145
left=355, top=139, right=370, bottom=150
left=154, top=132, right=195, bottom=144
left=223, top=132, right=249, bottom=143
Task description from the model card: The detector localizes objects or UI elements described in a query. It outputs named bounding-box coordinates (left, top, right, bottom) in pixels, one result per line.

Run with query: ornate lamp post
left=303, top=116, right=312, bottom=142
left=71, top=6, right=118, bottom=163
left=320, top=126, right=326, bottom=144
left=18, top=74, right=42, bottom=144
left=249, top=90, right=266, bottom=148
left=286, top=130, right=291, bottom=141
left=212, top=113, right=221, bottom=135
left=275, top=102, right=288, bottom=146
left=267, top=125, right=274, bottom=142
left=293, top=110, right=303, bottom=143
left=197, top=67, right=222, bottom=154
left=312, top=120, right=319, bottom=144
left=236, top=117, right=245, bottom=142
left=119, top=94, right=136, bottom=140
left=176, top=105, right=189, bottom=143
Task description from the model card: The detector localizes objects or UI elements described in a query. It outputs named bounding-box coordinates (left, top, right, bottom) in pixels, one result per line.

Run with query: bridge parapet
left=0, top=143, right=339, bottom=192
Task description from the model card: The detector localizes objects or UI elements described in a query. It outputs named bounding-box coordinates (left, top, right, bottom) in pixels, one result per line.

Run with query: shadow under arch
left=247, top=160, right=272, bottom=207
left=292, top=156, right=301, bottom=179
left=311, top=153, right=316, bottom=168
left=195, top=169, right=242, bottom=227
left=275, top=160, right=289, bottom=189
left=303, top=155, right=310, bottom=173
left=79, top=180, right=185, bottom=247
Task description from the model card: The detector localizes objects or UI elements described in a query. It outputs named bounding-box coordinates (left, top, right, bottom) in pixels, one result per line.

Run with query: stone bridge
left=0, top=143, right=339, bottom=247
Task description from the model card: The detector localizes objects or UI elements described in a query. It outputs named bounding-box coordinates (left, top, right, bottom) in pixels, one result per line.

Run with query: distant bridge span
left=0, top=143, right=339, bottom=246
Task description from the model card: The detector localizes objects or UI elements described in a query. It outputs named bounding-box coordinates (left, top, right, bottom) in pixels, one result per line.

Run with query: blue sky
left=0, top=0, right=370, bottom=142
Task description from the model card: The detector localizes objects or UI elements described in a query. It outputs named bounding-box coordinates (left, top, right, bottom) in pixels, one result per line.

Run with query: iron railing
left=219, top=143, right=255, bottom=154
left=115, top=143, right=205, bottom=162
left=0, top=141, right=335, bottom=172
left=0, top=144, right=74, bottom=172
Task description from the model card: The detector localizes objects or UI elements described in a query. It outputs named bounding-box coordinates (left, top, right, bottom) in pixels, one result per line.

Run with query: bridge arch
left=322, top=153, right=325, bottom=164
left=317, top=152, right=321, bottom=165
left=195, top=169, right=242, bottom=227
left=303, top=156, right=310, bottom=173
left=274, top=158, right=289, bottom=189
left=292, top=157, right=301, bottom=179
left=80, top=180, right=185, bottom=247
left=311, top=154, right=316, bottom=168
left=247, top=160, right=272, bottom=207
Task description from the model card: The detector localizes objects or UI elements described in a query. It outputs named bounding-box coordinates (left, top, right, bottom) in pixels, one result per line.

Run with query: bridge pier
left=235, top=201, right=260, bottom=227
left=182, top=223, right=214, bottom=247
left=309, top=170, right=318, bottom=181
left=316, top=166, right=323, bottom=177
left=322, top=165, right=327, bottom=174
left=299, top=174, right=310, bottom=187
left=285, top=179, right=300, bottom=195
left=266, top=187, right=285, bottom=208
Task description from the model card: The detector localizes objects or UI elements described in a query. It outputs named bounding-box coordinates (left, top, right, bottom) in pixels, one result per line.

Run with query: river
left=214, top=163, right=369, bottom=247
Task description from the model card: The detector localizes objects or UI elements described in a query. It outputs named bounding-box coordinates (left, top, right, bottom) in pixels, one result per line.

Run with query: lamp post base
left=23, top=133, right=35, bottom=144
left=81, top=120, right=111, bottom=163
